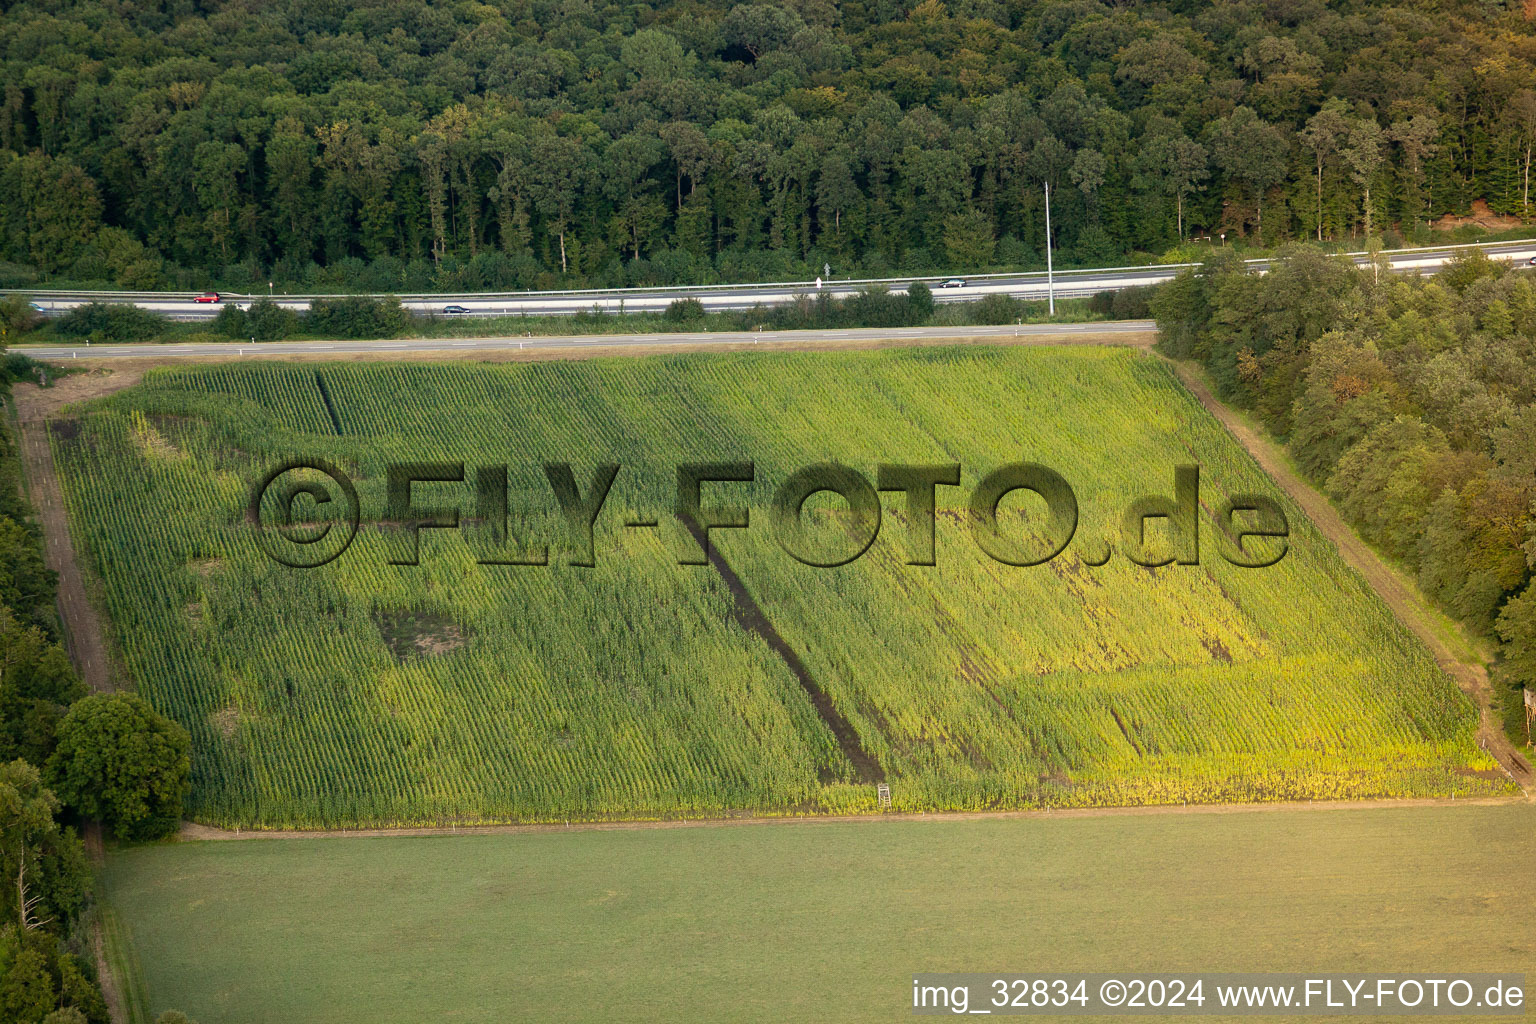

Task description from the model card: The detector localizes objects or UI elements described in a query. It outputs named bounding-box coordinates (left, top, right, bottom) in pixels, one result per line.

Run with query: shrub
left=54, top=302, right=165, bottom=341
left=1088, top=283, right=1162, bottom=320
left=210, top=303, right=248, bottom=338
left=664, top=297, right=706, bottom=322
left=0, top=295, right=42, bottom=339
left=304, top=296, right=407, bottom=339
left=844, top=285, right=915, bottom=328
left=1, top=353, right=44, bottom=385
left=246, top=298, right=298, bottom=341
left=970, top=292, right=1021, bottom=325
left=572, top=304, right=612, bottom=327
left=905, top=280, right=934, bottom=320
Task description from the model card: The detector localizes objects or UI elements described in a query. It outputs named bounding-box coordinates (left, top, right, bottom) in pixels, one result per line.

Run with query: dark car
left=194, top=292, right=221, bottom=303
left=443, top=304, right=471, bottom=315
left=940, top=278, right=966, bottom=288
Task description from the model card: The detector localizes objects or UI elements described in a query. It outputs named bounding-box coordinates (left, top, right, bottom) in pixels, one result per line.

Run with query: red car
left=193, top=292, right=222, bottom=303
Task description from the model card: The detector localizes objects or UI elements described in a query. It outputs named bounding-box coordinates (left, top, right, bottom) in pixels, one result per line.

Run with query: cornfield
left=47, top=347, right=1511, bottom=828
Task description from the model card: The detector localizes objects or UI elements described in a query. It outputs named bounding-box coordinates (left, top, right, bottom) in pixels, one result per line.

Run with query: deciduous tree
left=47, top=694, right=190, bottom=842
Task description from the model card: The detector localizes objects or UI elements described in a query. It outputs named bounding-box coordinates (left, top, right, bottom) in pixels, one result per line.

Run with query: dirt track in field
left=11, top=368, right=142, bottom=692
left=80, top=824, right=128, bottom=1024
left=24, top=327, right=1158, bottom=373
left=1166, top=360, right=1533, bottom=795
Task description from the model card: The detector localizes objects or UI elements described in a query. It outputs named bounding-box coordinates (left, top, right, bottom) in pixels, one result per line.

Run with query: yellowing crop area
left=50, top=346, right=1508, bottom=827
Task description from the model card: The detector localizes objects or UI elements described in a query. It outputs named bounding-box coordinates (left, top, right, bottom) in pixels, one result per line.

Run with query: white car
left=940, top=278, right=966, bottom=288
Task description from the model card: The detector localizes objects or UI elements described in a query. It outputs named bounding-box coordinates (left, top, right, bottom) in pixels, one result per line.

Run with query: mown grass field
left=51, top=346, right=1509, bottom=827
left=101, top=803, right=1536, bottom=1024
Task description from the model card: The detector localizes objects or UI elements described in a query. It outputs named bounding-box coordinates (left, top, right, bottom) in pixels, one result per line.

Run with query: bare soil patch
left=209, top=705, right=239, bottom=739
left=1430, top=199, right=1525, bottom=232
left=373, top=608, right=468, bottom=661
left=12, top=367, right=142, bottom=419
left=131, top=418, right=180, bottom=459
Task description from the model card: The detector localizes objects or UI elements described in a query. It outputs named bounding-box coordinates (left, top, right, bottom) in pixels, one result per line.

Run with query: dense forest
left=1155, top=247, right=1536, bottom=743
left=2, top=0, right=1536, bottom=293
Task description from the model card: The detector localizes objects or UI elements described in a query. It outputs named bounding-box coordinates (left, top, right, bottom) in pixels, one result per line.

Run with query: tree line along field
left=48, top=347, right=1511, bottom=828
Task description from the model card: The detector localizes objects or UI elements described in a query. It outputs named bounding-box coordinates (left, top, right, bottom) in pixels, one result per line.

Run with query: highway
left=9, top=239, right=1535, bottom=324
left=17, top=320, right=1157, bottom=361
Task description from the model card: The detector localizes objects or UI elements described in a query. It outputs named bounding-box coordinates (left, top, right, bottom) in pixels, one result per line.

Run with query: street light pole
left=1044, top=180, right=1055, bottom=317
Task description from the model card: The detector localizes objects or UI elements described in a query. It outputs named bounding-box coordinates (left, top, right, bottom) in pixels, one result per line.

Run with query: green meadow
left=101, top=803, right=1536, bottom=1024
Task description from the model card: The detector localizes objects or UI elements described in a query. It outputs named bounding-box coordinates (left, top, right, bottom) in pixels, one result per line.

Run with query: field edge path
left=13, top=384, right=119, bottom=692
left=174, top=794, right=1527, bottom=841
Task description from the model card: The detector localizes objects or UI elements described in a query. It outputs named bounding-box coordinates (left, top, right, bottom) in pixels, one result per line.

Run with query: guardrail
left=2, top=264, right=1187, bottom=303
left=5, top=238, right=1532, bottom=304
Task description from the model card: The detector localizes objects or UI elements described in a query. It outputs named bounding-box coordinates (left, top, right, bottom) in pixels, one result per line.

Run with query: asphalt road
left=17, top=320, right=1158, bottom=361
left=12, top=240, right=1536, bottom=323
